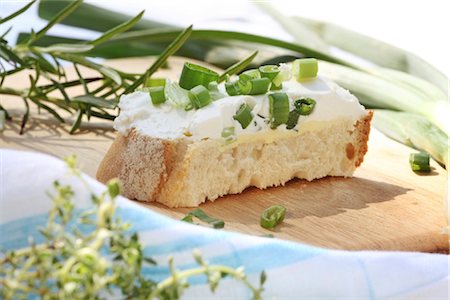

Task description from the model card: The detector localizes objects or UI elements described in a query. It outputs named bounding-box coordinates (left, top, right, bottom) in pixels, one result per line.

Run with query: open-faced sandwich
left=97, top=59, right=372, bottom=207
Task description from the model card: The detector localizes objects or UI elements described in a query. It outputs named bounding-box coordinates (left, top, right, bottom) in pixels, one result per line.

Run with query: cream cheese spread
left=114, top=73, right=367, bottom=141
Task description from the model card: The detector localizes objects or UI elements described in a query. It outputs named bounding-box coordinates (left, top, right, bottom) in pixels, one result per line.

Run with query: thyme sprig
left=0, top=0, right=190, bottom=134
left=0, top=156, right=265, bottom=299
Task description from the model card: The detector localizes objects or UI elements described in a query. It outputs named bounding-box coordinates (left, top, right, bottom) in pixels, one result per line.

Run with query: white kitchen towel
left=1, top=149, right=449, bottom=299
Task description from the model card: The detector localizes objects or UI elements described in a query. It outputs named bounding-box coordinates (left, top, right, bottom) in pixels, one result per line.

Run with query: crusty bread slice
left=97, top=112, right=372, bottom=207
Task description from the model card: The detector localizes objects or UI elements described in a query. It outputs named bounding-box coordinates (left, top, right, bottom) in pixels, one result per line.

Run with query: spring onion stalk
left=259, top=65, right=280, bottom=81
left=318, top=61, right=450, bottom=136
left=286, top=110, right=300, bottom=130
left=221, top=127, right=237, bottom=144
left=260, top=205, right=287, bottom=229
left=269, top=93, right=290, bottom=129
left=149, top=86, right=166, bottom=105
left=372, top=110, right=449, bottom=168
left=409, top=153, right=431, bottom=172
left=290, top=16, right=448, bottom=95
left=188, top=85, right=212, bottom=109
left=292, top=58, right=318, bottom=81
left=233, top=103, right=253, bottom=129
left=179, top=63, right=219, bottom=90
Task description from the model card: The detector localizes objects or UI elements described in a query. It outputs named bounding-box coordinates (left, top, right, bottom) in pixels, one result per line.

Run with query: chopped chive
left=149, top=86, right=166, bottom=105
left=259, top=65, right=280, bottom=81
left=270, top=82, right=283, bottom=91
left=260, top=205, right=286, bottom=229
left=233, top=103, right=253, bottom=129
left=179, top=62, right=219, bottom=90
left=225, top=80, right=241, bottom=96
left=409, top=152, right=431, bottom=172
left=268, top=92, right=289, bottom=129
left=181, top=209, right=225, bottom=229
left=208, top=81, right=219, bottom=91
left=221, top=126, right=236, bottom=144
left=286, top=110, right=300, bottom=129
left=145, top=77, right=166, bottom=87
left=294, top=98, right=316, bottom=115
left=293, top=58, right=318, bottom=81
left=241, top=78, right=271, bottom=95
left=239, top=69, right=261, bottom=83
left=188, top=85, right=212, bottom=109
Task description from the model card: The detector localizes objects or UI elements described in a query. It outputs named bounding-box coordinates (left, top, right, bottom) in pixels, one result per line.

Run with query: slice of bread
left=97, top=111, right=372, bottom=207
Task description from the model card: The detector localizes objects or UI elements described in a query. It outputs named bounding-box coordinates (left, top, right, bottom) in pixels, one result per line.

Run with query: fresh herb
left=260, top=205, right=287, bottom=230
left=188, top=85, right=212, bottom=109
left=259, top=65, right=280, bottom=81
left=149, top=86, right=166, bottom=105
left=0, top=1, right=191, bottom=134
left=0, top=156, right=264, bottom=299
left=179, top=62, right=219, bottom=90
left=409, top=152, right=431, bottom=172
left=221, top=126, right=237, bottom=144
left=292, top=58, right=318, bottom=81
left=234, top=103, right=253, bottom=129
left=268, top=92, right=289, bottom=129
left=182, top=209, right=225, bottom=229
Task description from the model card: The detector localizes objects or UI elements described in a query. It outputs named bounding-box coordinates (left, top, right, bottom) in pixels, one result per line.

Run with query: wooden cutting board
left=1, top=57, right=448, bottom=253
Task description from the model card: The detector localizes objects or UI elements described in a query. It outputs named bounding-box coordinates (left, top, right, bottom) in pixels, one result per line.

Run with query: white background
left=0, top=0, right=449, bottom=75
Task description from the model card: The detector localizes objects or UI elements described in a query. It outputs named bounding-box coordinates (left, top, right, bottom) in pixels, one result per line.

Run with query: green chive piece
left=293, top=58, right=318, bottom=81
left=233, top=103, right=253, bottom=129
left=179, top=62, right=219, bottom=90
left=268, top=92, right=290, bottom=129
left=239, top=69, right=261, bottom=82
left=259, top=65, right=280, bottom=81
left=221, top=126, right=236, bottom=144
left=149, top=86, right=166, bottom=105
left=145, top=77, right=166, bottom=87
left=286, top=110, right=300, bottom=129
left=409, top=152, right=431, bottom=172
left=182, top=208, right=225, bottom=229
left=188, top=85, right=212, bottom=109
left=260, top=205, right=286, bottom=229
left=270, top=82, right=283, bottom=91
left=240, top=78, right=271, bottom=95
left=225, top=81, right=241, bottom=96
left=294, top=98, right=316, bottom=115
left=208, top=81, right=219, bottom=91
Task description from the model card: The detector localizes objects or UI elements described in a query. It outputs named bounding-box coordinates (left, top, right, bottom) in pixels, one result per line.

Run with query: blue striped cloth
left=1, top=149, right=448, bottom=299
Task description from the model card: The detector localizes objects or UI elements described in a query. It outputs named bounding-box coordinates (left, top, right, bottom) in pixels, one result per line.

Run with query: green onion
left=409, top=152, right=431, bottom=172
left=208, top=81, right=219, bottom=91
left=270, top=83, right=283, bottom=91
left=182, top=209, right=225, bottom=229
left=233, top=103, right=253, bottom=129
left=259, top=65, right=280, bottom=81
left=188, top=85, right=212, bottom=109
left=286, top=110, right=300, bottom=130
left=293, top=58, right=318, bottom=81
left=240, top=78, right=271, bottom=95
left=225, top=81, right=241, bottom=96
left=145, top=77, right=166, bottom=87
left=221, top=126, right=236, bottom=144
left=149, top=86, right=166, bottom=105
left=260, top=205, right=286, bottom=229
left=179, top=62, right=219, bottom=90
left=165, top=81, right=190, bottom=109
left=239, top=69, right=261, bottom=82
left=272, top=65, right=291, bottom=87
left=218, top=50, right=258, bottom=83
left=294, top=98, right=316, bottom=115
left=269, top=92, right=290, bottom=129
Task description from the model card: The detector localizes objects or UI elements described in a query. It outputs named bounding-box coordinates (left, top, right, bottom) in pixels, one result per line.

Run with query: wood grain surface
left=1, top=57, right=448, bottom=253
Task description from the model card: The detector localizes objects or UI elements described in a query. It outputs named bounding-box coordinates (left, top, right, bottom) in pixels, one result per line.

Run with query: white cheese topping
left=114, top=75, right=367, bottom=141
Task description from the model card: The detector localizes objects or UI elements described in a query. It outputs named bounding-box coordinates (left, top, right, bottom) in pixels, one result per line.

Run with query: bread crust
left=97, top=112, right=373, bottom=207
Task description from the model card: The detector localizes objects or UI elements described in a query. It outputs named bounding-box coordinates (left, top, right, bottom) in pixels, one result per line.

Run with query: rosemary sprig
left=0, top=0, right=189, bottom=134
left=0, top=156, right=265, bottom=299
